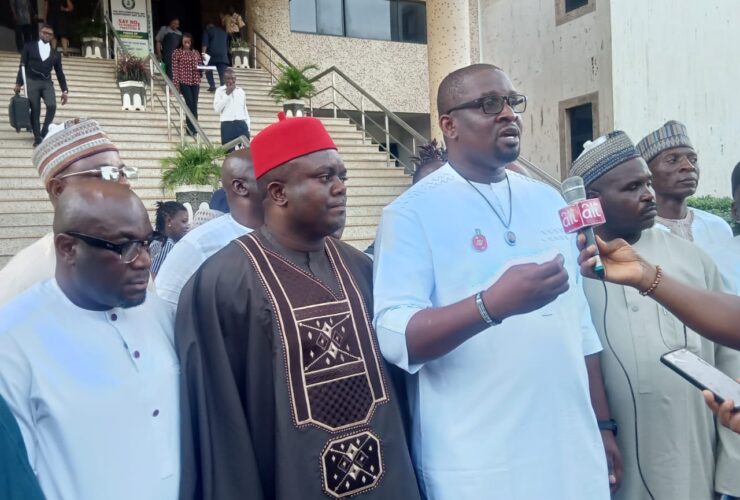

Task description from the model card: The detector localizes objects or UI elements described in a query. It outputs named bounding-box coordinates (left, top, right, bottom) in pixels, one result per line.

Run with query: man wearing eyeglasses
left=0, top=181, right=179, bottom=500
left=373, top=64, right=612, bottom=499
left=0, top=119, right=136, bottom=306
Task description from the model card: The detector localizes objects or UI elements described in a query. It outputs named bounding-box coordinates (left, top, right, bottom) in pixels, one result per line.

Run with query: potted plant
left=230, top=39, right=250, bottom=69
left=79, top=19, right=105, bottom=58
left=161, top=143, right=226, bottom=207
left=116, top=54, right=148, bottom=111
left=268, top=63, right=318, bottom=117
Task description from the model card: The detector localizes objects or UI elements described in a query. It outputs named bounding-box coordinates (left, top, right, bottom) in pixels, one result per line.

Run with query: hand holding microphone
left=560, top=176, right=606, bottom=278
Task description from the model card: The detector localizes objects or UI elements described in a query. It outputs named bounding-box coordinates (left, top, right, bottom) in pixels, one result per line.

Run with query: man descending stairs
left=0, top=52, right=412, bottom=268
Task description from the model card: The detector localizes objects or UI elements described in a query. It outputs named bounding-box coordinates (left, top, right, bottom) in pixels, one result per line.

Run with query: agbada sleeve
left=175, top=243, right=265, bottom=500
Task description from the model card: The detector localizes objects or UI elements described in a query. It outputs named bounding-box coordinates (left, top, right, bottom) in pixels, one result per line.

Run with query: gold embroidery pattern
left=321, top=430, right=383, bottom=498
left=236, top=234, right=389, bottom=433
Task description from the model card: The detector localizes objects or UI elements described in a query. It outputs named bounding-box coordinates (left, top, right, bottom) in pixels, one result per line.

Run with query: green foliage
left=78, top=19, right=104, bottom=39
left=687, top=195, right=739, bottom=234
left=116, top=54, right=148, bottom=83
left=160, top=144, right=226, bottom=190
left=268, top=63, right=318, bottom=102
left=230, top=39, right=250, bottom=50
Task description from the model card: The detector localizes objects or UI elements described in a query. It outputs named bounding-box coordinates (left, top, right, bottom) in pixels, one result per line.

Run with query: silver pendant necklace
left=465, top=175, right=516, bottom=246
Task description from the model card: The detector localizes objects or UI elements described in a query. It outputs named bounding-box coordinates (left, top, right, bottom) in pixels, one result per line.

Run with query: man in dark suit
left=14, top=23, right=69, bottom=147
left=202, top=21, right=230, bottom=92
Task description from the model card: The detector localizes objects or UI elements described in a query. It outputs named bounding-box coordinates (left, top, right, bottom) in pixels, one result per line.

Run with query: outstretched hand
left=576, top=234, right=655, bottom=290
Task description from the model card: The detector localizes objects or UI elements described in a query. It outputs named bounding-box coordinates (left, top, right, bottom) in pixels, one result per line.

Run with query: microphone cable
left=600, top=279, right=656, bottom=500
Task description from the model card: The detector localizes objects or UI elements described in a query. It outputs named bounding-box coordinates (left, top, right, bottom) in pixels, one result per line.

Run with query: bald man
left=155, top=148, right=264, bottom=309
left=373, top=64, right=611, bottom=499
left=0, top=182, right=180, bottom=500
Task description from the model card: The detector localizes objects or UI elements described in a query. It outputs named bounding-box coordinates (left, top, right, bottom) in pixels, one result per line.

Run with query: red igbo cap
left=251, top=113, right=337, bottom=178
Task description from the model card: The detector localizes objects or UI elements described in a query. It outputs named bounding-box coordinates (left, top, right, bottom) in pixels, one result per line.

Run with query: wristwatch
left=598, top=419, right=618, bottom=437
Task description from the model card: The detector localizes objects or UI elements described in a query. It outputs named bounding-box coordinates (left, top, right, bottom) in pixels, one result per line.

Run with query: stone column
left=426, top=0, right=473, bottom=139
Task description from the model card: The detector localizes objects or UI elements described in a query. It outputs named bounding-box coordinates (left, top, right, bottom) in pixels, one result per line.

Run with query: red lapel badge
left=472, top=229, right=488, bottom=252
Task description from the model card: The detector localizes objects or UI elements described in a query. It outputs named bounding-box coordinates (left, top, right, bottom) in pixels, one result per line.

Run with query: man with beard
left=0, top=182, right=180, bottom=500
left=571, top=131, right=740, bottom=500
left=373, top=64, right=612, bottom=499
left=176, top=114, right=420, bottom=499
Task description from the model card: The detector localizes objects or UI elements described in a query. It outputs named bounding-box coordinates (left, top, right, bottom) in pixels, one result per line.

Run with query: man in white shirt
left=373, top=64, right=612, bottom=499
left=0, top=182, right=180, bottom=500
left=0, top=119, right=135, bottom=306
left=213, top=67, right=251, bottom=147
left=155, top=148, right=263, bottom=309
left=637, top=121, right=733, bottom=261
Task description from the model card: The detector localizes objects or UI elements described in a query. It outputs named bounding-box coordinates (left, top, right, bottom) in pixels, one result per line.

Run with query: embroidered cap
left=636, top=120, right=694, bottom=164
left=569, top=131, right=642, bottom=188
left=32, top=118, right=119, bottom=189
left=250, top=112, right=337, bottom=179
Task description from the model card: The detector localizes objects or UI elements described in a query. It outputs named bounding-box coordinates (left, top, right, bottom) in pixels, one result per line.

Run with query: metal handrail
left=222, top=135, right=250, bottom=151
left=101, top=12, right=212, bottom=146
left=147, top=49, right=212, bottom=146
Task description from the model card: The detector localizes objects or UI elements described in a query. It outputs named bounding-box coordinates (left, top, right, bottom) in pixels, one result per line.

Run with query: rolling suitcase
left=9, top=65, right=31, bottom=133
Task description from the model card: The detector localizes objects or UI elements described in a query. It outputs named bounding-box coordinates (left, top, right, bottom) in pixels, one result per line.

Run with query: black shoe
left=207, top=87, right=216, bottom=92
left=32, top=138, right=42, bottom=147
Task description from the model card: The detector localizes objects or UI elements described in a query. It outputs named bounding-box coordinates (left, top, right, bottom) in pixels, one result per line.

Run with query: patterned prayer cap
left=32, top=118, right=119, bottom=189
left=636, top=120, right=694, bottom=164
left=569, top=131, right=642, bottom=187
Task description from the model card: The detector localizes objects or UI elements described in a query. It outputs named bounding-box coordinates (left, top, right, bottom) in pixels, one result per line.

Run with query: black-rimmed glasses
left=65, top=231, right=165, bottom=264
left=56, top=165, right=139, bottom=182
left=446, top=94, right=527, bottom=115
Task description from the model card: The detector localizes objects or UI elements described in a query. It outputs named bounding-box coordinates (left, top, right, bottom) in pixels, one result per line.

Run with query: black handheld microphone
left=560, top=176, right=605, bottom=278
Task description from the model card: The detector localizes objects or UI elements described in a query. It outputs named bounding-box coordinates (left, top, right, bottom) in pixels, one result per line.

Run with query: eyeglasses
left=56, top=165, right=139, bottom=182
left=446, top=94, right=527, bottom=115
left=65, top=231, right=165, bottom=264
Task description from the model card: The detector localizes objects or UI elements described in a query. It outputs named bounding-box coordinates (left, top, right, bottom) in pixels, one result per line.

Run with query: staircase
left=0, top=52, right=411, bottom=269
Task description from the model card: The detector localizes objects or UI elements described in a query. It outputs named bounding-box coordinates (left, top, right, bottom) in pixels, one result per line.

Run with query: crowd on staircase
left=4, top=41, right=740, bottom=500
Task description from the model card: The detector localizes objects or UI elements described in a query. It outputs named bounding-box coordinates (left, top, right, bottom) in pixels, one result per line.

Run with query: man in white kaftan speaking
left=373, top=64, right=612, bottom=500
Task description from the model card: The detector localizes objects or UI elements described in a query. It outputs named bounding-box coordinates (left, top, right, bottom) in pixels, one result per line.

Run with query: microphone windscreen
left=561, top=176, right=586, bottom=204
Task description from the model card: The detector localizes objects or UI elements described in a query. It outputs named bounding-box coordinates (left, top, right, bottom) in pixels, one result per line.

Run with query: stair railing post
left=148, top=58, right=154, bottom=109
left=412, top=137, right=416, bottom=157
left=385, top=114, right=390, bottom=167
left=179, top=106, right=185, bottom=145
left=331, top=73, right=337, bottom=118
left=269, top=48, right=274, bottom=84
left=253, top=32, right=258, bottom=69
left=104, top=17, right=110, bottom=59
left=360, top=95, right=366, bottom=144
left=165, top=84, right=172, bottom=141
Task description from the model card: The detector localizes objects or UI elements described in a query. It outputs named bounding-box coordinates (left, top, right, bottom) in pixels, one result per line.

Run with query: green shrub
left=687, top=195, right=738, bottom=235
left=160, top=144, right=226, bottom=190
left=268, top=63, right=318, bottom=102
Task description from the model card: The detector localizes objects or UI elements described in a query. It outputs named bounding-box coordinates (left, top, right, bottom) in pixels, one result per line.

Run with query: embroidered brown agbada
left=176, top=228, right=420, bottom=499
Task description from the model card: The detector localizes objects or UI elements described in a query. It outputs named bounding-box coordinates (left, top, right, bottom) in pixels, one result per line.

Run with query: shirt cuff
left=375, top=306, right=425, bottom=374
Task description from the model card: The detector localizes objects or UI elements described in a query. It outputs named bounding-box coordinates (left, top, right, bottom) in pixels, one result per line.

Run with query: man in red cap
left=176, top=114, right=421, bottom=500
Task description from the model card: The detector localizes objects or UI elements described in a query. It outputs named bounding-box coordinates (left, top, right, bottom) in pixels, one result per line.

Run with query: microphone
left=559, top=176, right=605, bottom=278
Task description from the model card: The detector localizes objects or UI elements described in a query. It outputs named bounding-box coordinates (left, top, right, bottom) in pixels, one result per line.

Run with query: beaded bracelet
left=639, top=265, right=662, bottom=296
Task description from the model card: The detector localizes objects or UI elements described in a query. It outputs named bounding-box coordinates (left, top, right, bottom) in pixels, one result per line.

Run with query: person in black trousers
left=10, top=0, right=36, bottom=52
left=171, top=33, right=203, bottom=136
left=201, top=21, right=230, bottom=92
left=14, top=24, right=68, bottom=147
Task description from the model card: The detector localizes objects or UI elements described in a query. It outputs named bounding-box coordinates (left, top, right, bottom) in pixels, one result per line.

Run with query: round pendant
left=505, top=231, right=517, bottom=246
